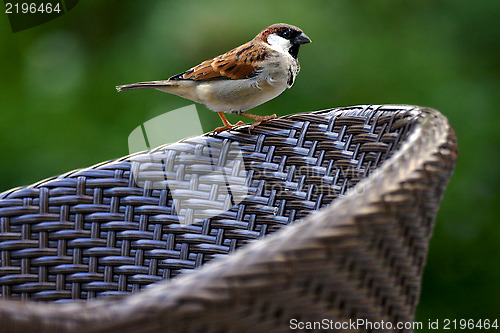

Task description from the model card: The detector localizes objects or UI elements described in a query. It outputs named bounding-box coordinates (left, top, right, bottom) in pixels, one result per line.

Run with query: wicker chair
left=0, top=105, right=457, bottom=333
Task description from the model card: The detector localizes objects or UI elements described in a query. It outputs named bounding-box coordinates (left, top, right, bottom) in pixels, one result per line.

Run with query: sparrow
left=116, top=23, right=311, bottom=133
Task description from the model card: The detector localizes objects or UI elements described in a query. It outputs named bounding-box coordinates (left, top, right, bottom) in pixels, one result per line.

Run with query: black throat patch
left=287, top=67, right=295, bottom=86
left=289, top=44, right=300, bottom=59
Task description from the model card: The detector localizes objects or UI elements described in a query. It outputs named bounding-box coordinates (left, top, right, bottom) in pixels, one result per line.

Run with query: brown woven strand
left=0, top=105, right=457, bottom=333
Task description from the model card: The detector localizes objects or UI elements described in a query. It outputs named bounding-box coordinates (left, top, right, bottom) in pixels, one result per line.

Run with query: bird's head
left=256, top=23, right=311, bottom=59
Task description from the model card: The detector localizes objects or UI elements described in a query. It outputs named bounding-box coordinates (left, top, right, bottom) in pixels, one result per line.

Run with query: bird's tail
left=116, top=80, right=177, bottom=92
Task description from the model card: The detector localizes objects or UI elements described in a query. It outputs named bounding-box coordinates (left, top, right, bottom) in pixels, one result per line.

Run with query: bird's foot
left=247, top=114, right=277, bottom=132
left=212, top=121, right=245, bottom=135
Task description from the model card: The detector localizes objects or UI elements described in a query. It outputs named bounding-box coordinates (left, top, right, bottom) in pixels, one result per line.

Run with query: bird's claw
left=248, top=114, right=277, bottom=133
left=212, top=121, right=245, bottom=135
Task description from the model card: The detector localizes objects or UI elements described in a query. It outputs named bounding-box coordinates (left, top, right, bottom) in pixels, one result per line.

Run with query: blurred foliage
left=0, top=1, right=499, bottom=328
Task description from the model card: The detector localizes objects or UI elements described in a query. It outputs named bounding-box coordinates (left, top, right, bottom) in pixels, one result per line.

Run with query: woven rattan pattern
left=0, top=105, right=420, bottom=302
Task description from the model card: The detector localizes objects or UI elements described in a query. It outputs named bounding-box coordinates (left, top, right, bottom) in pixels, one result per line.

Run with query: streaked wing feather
left=172, top=42, right=269, bottom=81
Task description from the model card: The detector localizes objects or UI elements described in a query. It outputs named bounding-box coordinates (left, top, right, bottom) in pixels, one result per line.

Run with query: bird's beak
left=295, top=32, right=311, bottom=44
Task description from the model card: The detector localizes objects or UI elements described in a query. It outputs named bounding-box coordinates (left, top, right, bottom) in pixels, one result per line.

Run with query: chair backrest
left=0, top=105, right=457, bottom=332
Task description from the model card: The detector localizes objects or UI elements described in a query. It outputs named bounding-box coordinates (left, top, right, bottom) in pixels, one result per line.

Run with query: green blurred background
left=1, top=1, right=499, bottom=329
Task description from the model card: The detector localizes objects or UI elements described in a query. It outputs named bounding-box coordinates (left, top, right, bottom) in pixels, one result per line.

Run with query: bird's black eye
left=281, top=29, right=292, bottom=39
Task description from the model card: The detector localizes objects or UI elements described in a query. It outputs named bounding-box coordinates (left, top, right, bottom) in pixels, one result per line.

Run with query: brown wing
left=169, top=42, right=270, bottom=81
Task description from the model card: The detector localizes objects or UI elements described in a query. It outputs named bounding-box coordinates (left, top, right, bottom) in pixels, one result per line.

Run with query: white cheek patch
left=267, top=34, right=292, bottom=54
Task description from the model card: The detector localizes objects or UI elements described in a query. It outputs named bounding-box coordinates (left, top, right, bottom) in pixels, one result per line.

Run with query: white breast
left=195, top=74, right=288, bottom=113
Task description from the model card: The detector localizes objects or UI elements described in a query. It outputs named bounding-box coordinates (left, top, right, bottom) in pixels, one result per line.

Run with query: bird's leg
left=213, top=112, right=245, bottom=134
left=239, top=112, right=277, bottom=130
